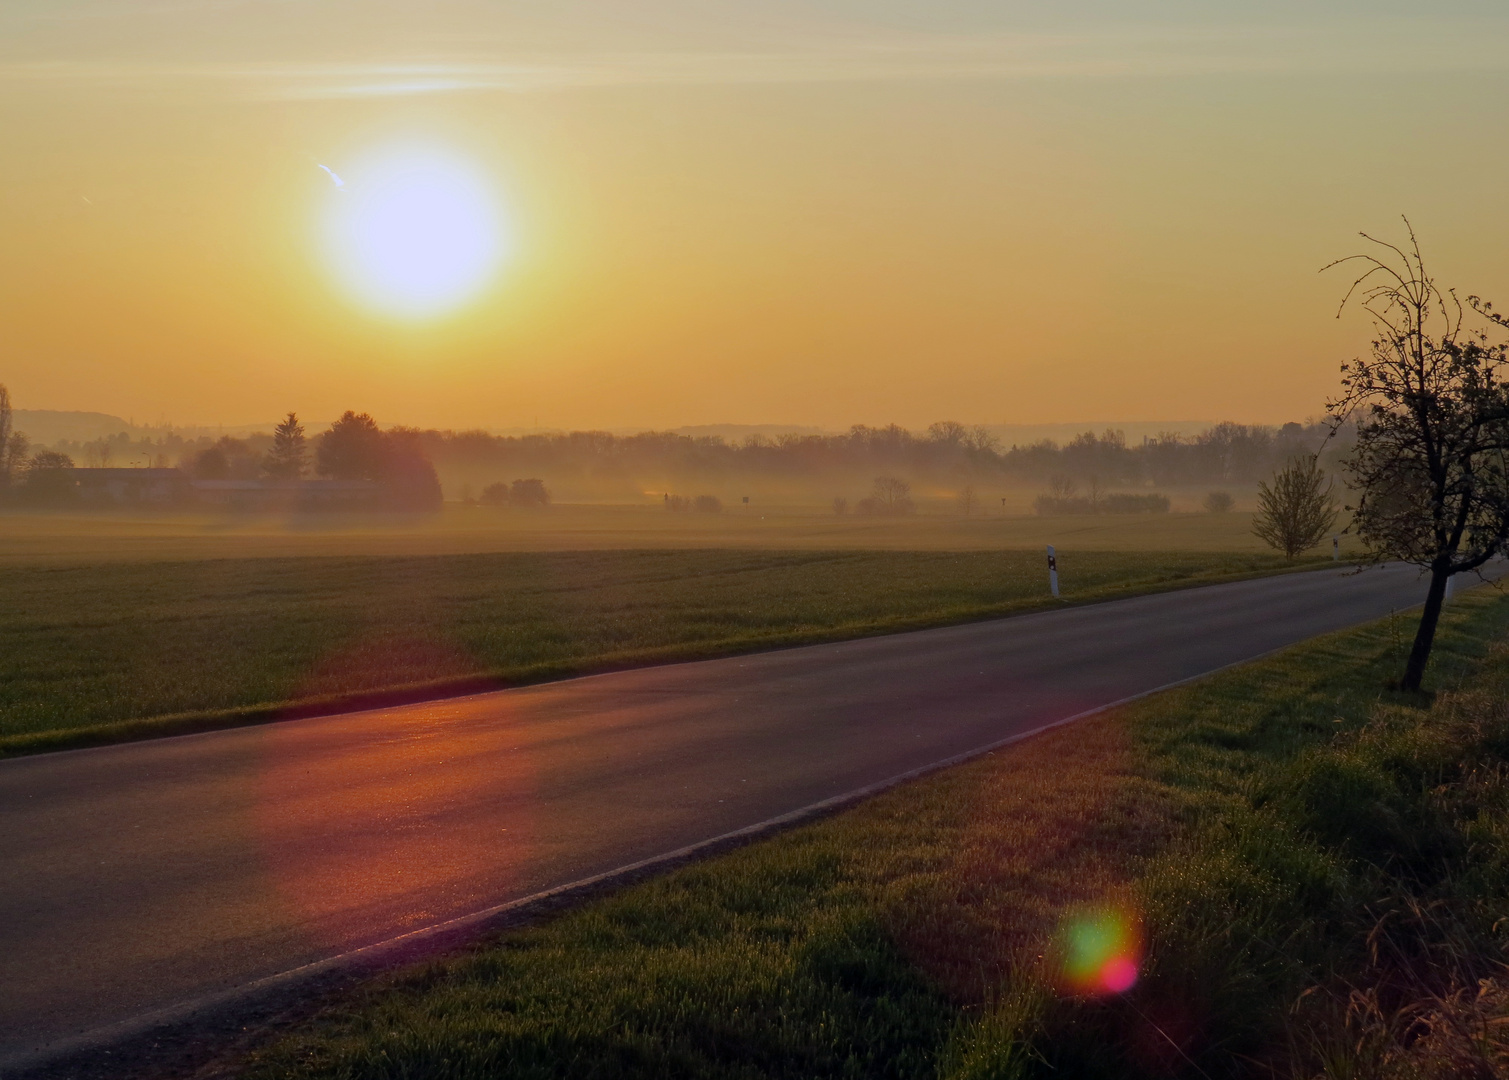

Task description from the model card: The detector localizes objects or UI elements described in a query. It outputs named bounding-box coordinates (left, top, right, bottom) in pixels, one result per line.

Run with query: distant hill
left=668, top=424, right=833, bottom=441
left=12, top=411, right=137, bottom=446
left=12, top=410, right=275, bottom=447
left=8, top=410, right=1227, bottom=451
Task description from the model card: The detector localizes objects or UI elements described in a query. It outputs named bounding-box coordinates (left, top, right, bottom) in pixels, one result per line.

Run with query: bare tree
left=3, top=432, right=29, bottom=487
left=958, top=485, right=976, bottom=517
left=965, top=425, right=1001, bottom=454
left=0, top=384, right=10, bottom=489
left=1252, top=455, right=1339, bottom=559
left=1326, top=221, right=1509, bottom=691
left=871, top=476, right=914, bottom=515
left=926, top=420, right=968, bottom=445
left=1204, top=491, right=1234, bottom=513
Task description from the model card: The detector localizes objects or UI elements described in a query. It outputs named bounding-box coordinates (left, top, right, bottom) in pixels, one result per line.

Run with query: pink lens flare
left=1056, top=908, right=1144, bottom=997
left=1100, top=955, right=1139, bottom=993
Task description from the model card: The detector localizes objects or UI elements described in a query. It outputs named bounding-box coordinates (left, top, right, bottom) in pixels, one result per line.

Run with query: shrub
left=1100, top=493, right=1169, bottom=514
left=1204, top=490, right=1235, bottom=513
left=832, top=496, right=848, bottom=515
left=1034, top=494, right=1093, bottom=515
left=509, top=478, right=550, bottom=508
left=480, top=482, right=510, bottom=507
left=20, top=451, right=77, bottom=505
left=693, top=495, right=722, bottom=513
left=1034, top=492, right=1169, bottom=515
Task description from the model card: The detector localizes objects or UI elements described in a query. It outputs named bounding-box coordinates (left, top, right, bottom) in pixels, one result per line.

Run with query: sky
left=3, top=1, right=1509, bottom=432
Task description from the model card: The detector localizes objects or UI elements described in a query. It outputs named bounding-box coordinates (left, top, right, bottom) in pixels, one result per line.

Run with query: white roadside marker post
left=1047, top=544, right=1060, bottom=598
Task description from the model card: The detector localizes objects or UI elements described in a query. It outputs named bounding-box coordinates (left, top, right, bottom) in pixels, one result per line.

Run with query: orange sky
left=3, top=2, right=1508, bottom=431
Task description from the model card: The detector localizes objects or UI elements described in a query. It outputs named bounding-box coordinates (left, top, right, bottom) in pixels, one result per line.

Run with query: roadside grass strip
left=238, top=586, right=1509, bottom=1078
left=0, top=548, right=1305, bottom=753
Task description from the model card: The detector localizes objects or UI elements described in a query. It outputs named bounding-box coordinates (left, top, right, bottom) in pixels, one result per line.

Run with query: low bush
left=1034, top=492, right=1170, bottom=515
left=509, top=478, right=550, bottom=507
left=479, top=482, right=509, bottom=506
left=1101, top=493, right=1169, bottom=514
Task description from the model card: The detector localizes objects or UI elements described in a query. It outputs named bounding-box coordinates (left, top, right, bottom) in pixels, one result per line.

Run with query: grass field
left=0, top=547, right=1307, bottom=751
left=0, top=505, right=1361, bottom=565
left=233, top=584, right=1509, bottom=1080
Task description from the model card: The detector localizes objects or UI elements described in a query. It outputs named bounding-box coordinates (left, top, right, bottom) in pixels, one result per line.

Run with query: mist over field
left=5, top=402, right=1341, bottom=512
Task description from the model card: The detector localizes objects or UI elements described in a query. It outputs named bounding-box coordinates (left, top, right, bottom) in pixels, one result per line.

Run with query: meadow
left=0, top=543, right=1308, bottom=752
left=238, top=585, right=1509, bottom=1080
left=0, top=503, right=1332, bottom=566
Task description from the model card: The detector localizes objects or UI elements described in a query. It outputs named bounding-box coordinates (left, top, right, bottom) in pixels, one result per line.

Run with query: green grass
left=235, top=586, right=1509, bottom=1080
left=0, top=547, right=1305, bottom=752
left=0, top=504, right=1357, bottom=566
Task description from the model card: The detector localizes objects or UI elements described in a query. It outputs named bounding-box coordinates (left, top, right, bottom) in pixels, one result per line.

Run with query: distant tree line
left=410, top=419, right=1343, bottom=492
left=0, top=378, right=1341, bottom=509
left=185, top=410, right=442, bottom=511
left=0, top=396, right=441, bottom=511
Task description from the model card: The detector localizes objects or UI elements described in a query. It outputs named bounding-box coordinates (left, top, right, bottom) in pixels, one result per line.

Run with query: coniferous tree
left=264, top=412, right=308, bottom=480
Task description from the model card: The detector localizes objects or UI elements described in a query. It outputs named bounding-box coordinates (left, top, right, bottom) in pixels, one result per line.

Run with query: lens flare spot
left=1057, top=908, right=1142, bottom=996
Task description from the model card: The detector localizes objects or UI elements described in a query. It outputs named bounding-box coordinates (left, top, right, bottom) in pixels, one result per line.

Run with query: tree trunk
left=1401, top=564, right=1451, bottom=692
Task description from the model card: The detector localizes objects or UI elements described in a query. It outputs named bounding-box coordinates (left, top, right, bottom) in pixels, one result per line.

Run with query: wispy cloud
left=4, top=21, right=1507, bottom=100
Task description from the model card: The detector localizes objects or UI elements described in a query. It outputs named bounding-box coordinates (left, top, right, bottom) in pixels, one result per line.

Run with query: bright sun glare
left=320, top=145, right=509, bottom=320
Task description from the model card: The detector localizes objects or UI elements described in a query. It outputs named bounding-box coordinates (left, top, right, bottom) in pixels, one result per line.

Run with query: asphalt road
left=0, top=563, right=1448, bottom=1063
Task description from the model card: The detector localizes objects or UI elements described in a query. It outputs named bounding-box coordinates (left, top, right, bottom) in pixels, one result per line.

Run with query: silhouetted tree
left=1252, top=455, right=1338, bottom=559
left=264, top=412, right=307, bottom=480
left=21, top=450, right=77, bottom=504
left=380, top=427, right=443, bottom=511
left=1204, top=491, right=1234, bottom=513
left=3, top=432, right=30, bottom=490
left=510, top=478, right=550, bottom=507
left=317, top=412, right=385, bottom=481
left=480, top=482, right=510, bottom=506
left=1326, top=224, right=1509, bottom=690
left=870, top=476, right=914, bottom=515
left=0, top=384, right=10, bottom=489
left=191, top=445, right=230, bottom=480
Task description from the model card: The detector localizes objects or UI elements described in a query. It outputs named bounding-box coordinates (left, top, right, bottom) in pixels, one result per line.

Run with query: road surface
left=0, top=563, right=1449, bottom=1064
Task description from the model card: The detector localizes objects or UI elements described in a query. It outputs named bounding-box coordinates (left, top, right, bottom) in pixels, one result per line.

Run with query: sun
left=319, top=144, right=510, bottom=320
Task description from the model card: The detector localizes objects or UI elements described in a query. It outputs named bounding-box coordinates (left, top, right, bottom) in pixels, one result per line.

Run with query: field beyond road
left=0, top=547, right=1307, bottom=750
left=0, top=505, right=1345, bottom=566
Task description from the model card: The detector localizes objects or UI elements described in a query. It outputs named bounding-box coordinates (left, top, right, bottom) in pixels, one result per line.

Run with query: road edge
left=0, top=559, right=1340, bottom=760
left=0, top=626, right=1359, bottom=1079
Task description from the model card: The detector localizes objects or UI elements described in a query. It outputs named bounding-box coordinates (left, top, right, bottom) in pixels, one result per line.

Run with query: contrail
left=317, top=164, right=345, bottom=188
